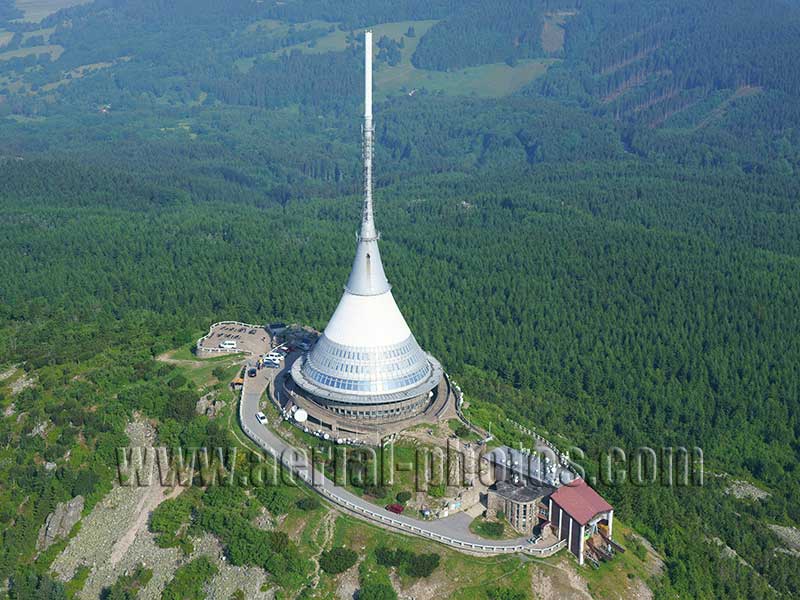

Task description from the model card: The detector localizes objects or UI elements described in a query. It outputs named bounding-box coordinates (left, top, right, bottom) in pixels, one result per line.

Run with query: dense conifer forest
left=1, top=0, right=800, bottom=598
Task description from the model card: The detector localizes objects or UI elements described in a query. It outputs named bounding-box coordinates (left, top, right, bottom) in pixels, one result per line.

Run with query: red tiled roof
left=550, top=478, right=612, bottom=526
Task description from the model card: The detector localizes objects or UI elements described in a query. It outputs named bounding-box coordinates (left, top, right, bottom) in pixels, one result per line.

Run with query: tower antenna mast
left=289, top=28, right=442, bottom=427
left=360, top=30, right=377, bottom=242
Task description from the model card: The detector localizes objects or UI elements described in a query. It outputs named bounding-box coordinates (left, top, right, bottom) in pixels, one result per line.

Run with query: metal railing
left=238, top=376, right=566, bottom=557
left=449, top=377, right=488, bottom=439
left=449, top=382, right=565, bottom=463
left=506, top=419, right=567, bottom=463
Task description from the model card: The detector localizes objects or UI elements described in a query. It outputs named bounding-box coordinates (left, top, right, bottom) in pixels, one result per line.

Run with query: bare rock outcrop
left=196, top=392, right=225, bottom=418
left=37, top=496, right=84, bottom=551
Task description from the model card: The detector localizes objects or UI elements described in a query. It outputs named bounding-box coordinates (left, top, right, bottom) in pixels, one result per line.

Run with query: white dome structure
left=291, top=31, right=441, bottom=418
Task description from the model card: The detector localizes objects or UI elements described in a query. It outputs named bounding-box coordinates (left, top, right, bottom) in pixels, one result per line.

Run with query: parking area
left=270, top=324, right=319, bottom=352
left=196, top=322, right=270, bottom=357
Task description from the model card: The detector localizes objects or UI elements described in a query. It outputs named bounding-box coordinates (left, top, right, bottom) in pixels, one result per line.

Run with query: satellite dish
left=294, top=408, right=308, bottom=423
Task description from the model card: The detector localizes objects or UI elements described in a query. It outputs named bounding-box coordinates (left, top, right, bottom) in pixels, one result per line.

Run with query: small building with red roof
left=548, top=477, right=614, bottom=565
left=483, top=446, right=616, bottom=564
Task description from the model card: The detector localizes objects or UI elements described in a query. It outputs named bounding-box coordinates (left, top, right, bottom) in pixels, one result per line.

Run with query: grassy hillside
left=0, top=42, right=60, bottom=60
left=13, top=0, right=88, bottom=22
left=377, top=59, right=555, bottom=98
left=262, top=19, right=554, bottom=98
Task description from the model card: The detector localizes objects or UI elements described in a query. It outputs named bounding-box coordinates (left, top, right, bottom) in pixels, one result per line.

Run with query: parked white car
left=256, top=412, right=268, bottom=425
left=219, top=340, right=237, bottom=349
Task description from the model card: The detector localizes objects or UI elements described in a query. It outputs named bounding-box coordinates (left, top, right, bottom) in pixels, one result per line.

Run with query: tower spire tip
left=360, top=30, right=376, bottom=241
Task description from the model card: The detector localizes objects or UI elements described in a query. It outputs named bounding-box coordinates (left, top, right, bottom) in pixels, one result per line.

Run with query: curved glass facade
left=300, top=334, right=432, bottom=397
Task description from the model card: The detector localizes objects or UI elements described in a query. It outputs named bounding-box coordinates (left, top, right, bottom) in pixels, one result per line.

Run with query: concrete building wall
left=486, top=491, right=538, bottom=536
left=314, top=391, right=432, bottom=421
left=485, top=491, right=505, bottom=519
left=570, top=518, right=583, bottom=561
left=551, top=500, right=586, bottom=564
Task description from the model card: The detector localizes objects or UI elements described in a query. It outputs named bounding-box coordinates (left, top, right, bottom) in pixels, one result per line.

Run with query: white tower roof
left=324, top=291, right=411, bottom=348
left=292, top=31, right=441, bottom=404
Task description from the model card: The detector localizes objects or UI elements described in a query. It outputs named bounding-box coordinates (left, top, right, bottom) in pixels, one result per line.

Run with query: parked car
left=256, top=412, right=267, bottom=425
left=385, top=503, right=404, bottom=515
left=247, top=367, right=257, bottom=377
left=264, top=361, right=280, bottom=369
left=219, top=340, right=237, bottom=349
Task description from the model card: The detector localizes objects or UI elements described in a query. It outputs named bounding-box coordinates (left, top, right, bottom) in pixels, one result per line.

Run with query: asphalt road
left=239, top=358, right=539, bottom=550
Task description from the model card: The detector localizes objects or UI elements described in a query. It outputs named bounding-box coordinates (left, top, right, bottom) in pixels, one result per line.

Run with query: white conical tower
left=292, top=31, right=441, bottom=410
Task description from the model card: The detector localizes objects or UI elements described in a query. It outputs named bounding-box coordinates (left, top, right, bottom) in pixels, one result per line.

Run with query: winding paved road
left=239, top=357, right=566, bottom=556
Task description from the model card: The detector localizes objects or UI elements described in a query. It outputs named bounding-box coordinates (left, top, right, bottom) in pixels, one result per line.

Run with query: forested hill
left=0, top=0, right=21, bottom=24
left=1, top=0, right=799, bottom=178
left=2, top=155, right=800, bottom=598
left=546, top=0, right=800, bottom=123
left=1, top=0, right=800, bottom=598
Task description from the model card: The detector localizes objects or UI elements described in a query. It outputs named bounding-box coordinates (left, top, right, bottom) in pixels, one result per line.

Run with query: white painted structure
left=292, top=31, right=441, bottom=406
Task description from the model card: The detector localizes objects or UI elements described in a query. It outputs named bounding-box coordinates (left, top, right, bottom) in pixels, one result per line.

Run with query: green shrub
left=256, top=485, right=294, bottom=516
left=150, top=495, right=193, bottom=548
left=9, top=572, right=67, bottom=600
left=359, top=582, right=397, bottom=600
left=395, top=491, right=412, bottom=503
left=375, top=546, right=393, bottom=566
left=100, top=565, right=153, bottom=600
left=375, top=546, right=409, bottom=567
left=364, top=485, right=388, bottom=499
left=195, top=500, right=309, bottom=590
left=167, top=374, right=188, bottom=389
left=161, top=556, right=217, bottom=600
left=66, top=565, right=91, bottom=599
left=479, top=521, right=505, bottom=538
left=319, top=547, right=358, bottom=574
left=405, top=553, right=440, bottom=577
left=487, top=588, right=527, bottom=600
left=455, top=425, right=472, bottom=438
left=427, top=484, right=445, bottom=498
left=72, top=469, right=100, bottom=497
left=374, top=546, right=439, bottom=578
left=296, top=496, right=321, bottom=511
left=625, top=533, right=648, bottom=561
